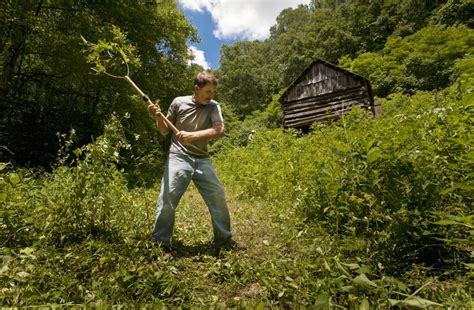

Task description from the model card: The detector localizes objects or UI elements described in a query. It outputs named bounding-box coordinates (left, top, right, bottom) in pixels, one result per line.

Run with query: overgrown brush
left=1, top=66, right=472, bottom=310
left=215, top=74, right=473, bottom=306
left=36, top=114, right=132, bottom=245
left=0, top=114, right=181, bottom=305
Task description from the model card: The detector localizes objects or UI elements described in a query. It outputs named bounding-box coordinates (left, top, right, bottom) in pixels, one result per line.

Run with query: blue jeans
left=152, top=153, right=232, bottom=247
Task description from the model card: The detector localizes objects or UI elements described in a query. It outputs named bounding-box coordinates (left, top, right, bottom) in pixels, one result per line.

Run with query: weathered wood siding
left=280, top=60, right=374, bottom=128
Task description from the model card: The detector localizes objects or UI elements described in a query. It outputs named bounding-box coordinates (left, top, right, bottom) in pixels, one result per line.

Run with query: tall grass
left=215, top=77, right=473, bottom=290
left=1, top=77, right=472, bottom=307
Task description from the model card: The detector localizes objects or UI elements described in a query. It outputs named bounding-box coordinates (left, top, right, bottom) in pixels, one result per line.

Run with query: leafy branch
left=80, top=25, right=141, bottom=75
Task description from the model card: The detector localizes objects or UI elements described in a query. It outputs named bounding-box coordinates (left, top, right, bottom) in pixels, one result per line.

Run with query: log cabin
left=280, top=58, right=379, bottom=130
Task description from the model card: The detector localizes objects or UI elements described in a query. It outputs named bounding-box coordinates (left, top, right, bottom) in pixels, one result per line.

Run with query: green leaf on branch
left=81, top=25, right=141, bottom=76
left=389, top=296, right=443, bottom=308
left=352, top=273, right=377, bottom=289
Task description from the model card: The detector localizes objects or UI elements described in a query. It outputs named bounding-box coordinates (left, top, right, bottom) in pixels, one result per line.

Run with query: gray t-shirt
left=166, top=95, right=224, bottom=158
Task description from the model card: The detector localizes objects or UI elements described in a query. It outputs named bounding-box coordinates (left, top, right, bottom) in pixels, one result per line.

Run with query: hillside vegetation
left=1, top=0, right=473, bottom=308
left=2, top=70, right=472, bottom=307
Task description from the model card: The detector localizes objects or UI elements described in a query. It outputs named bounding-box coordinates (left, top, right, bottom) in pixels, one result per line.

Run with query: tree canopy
left=0, top=0, right=198, bottom=169
left=341, top=24, right=474, bottom=96
left=216, top=0, right=473, bottom=118
left=1, top=0, right=473, bottom=169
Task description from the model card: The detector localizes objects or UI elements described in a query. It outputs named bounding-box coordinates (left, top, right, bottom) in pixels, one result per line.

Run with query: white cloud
left=188, top=46, right=210, bottom=69
left=179, top=0, right=208, bottom=12
left=179, top=0, right=310, bottom=41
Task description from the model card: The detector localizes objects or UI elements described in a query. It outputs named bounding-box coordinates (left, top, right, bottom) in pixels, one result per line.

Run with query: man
left=248, top=129, right=255, bottom=141
left=148, top=71, right=241, bottom=252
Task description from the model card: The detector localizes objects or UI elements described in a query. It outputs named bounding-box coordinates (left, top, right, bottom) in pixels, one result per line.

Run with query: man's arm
left=148, top=103, right=171, bottom=136
left=176, top=122, right=224, bottom=144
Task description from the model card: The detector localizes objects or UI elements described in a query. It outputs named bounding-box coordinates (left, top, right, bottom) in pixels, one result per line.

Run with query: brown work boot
left=220, top=240, right=248, bottom=251
left=155, top=241, right=173, bottom=259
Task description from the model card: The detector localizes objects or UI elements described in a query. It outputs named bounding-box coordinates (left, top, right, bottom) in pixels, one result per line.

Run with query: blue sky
left=182, top=8, right=235, bottom=69
left=178, top=0, right=310, bottom=69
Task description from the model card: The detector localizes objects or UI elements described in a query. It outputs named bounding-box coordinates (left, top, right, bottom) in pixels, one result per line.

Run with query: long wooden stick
left=123, top=75, right=179, bottom=134
left=123, top=74, right=206, bottom=155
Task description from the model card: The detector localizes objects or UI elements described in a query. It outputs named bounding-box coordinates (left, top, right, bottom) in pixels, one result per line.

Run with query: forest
left=1, top=0, right=473, bottom=308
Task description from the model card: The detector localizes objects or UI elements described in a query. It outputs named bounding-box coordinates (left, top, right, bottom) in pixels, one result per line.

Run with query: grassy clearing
left=3, top=178, right=470, bottom=308
left=0, top=180, right=313, bottom=308
left=147, top=183, right=307, bottom=307
left=2, top=74, right=473, bottom=307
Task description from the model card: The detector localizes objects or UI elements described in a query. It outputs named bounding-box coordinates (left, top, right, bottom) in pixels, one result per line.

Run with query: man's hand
left=176, top=131, right=196, bottom=144
left=147, top=103, right=161, bottom=120
left=148, top=103, right=171, bottom=136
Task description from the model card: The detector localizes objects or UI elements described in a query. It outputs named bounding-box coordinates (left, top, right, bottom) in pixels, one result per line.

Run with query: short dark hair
left=194, top=71, right=218, bottom=88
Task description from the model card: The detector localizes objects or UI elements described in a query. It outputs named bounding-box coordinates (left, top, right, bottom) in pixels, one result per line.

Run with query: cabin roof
left=280, top=58, right=370, bottom=102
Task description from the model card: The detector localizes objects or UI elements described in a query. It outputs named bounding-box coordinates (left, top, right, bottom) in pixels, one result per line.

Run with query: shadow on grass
left=170, top=240, right=219, bottom=258
left=146, top=239, right=222, bottom=259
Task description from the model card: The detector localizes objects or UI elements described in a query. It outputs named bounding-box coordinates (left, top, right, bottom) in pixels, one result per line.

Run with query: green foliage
left=430, top=0, right=474, bottom=27
left=211, top=91, right=284, bottom=152
left=342, top=25, right=474, bottom=96
left=0, top=0, right=197, bottom=169
left=2, top=1, right=474, bottom=308
left=218, top=41, right=282, bottom=119
left=214, top=71, right=473, bottom=305
left=81, top=25, right=141, bottom=76
left=37, top=114, right=132, bottom=244
left=1, top=83, right=472, bottom=306
left=1, top=114, right=183, bottom=305
left=0, top=164, right=43, bottom=248
left=216, top=0, right=462, bottom=118
left=339, top=52, right=415, bottom=96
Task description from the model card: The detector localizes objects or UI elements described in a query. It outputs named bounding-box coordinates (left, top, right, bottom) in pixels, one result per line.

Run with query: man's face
left=193, top=83, right=216, bottom=105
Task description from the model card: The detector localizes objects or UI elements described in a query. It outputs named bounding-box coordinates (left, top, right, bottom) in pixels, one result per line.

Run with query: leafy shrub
left=0, top=164, right=44, bottom=247
left=210, top=91, right=284, bottom=154
left=34, top=114, right=132, bottom=245
left=1, top=114, right=180, bottom=306
left=215, top=74, right=473, bottom=275
left=341, top=25, right=474, bottom=97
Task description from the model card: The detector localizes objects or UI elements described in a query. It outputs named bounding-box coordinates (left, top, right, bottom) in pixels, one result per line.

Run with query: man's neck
left=192, top=95, right=207, bottom=105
